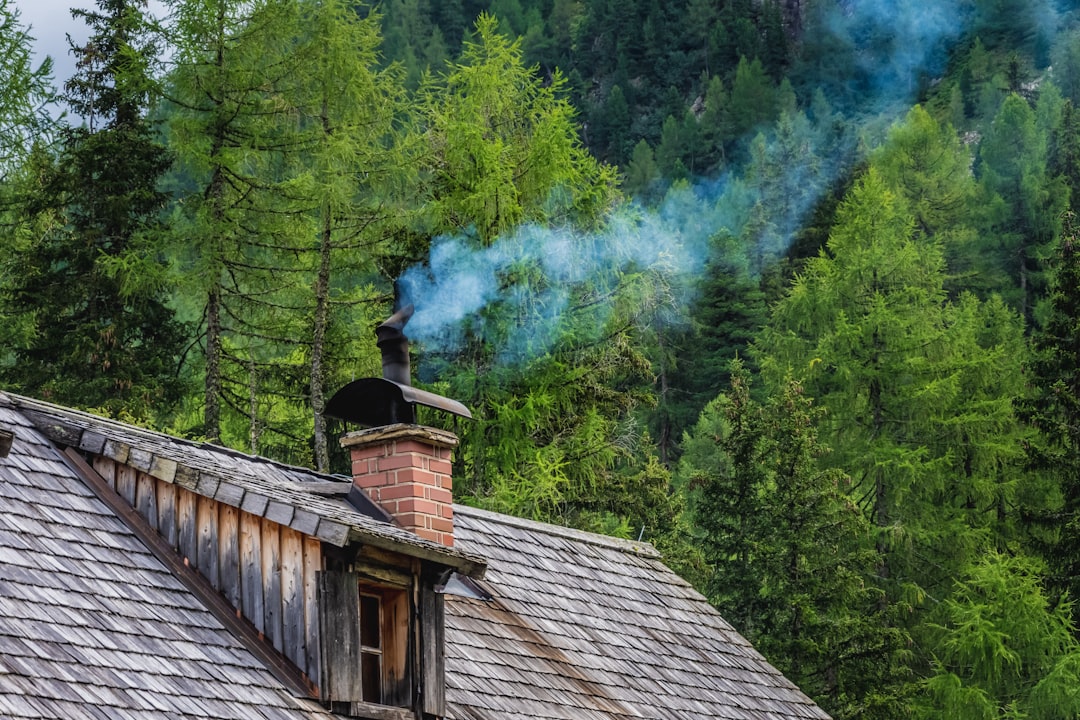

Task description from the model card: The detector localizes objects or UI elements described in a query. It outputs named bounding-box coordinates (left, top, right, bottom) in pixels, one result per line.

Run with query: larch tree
left=754, top=168, right=1031, bottom=691
left=163, top=0, right=312, bottom=448
left=417, top=12, right=617, bottom=243
left=408, top=15, right=675, bottom=540
left=283, top=0, right=415, bottom=471
left=0, top=0, right=55, bottom=179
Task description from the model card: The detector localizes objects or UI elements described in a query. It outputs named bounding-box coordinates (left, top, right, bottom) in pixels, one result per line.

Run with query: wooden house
left=0, top=389, right=831, bottom=720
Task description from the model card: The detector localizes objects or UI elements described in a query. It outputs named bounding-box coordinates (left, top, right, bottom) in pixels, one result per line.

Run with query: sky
left=11, top=0, right=167, bottom=98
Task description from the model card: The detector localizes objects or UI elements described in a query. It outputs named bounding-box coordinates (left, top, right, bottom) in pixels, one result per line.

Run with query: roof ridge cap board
left=3, top=391, right=340, bottom=481
left=452, top=504, right=662, bottom=559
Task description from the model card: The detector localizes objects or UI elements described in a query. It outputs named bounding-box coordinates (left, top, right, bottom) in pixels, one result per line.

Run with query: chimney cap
left=325, top=377, right=471, bottom=428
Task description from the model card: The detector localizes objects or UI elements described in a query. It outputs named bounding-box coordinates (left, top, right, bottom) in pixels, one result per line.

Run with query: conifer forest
left=9, top=0, right=1080, bottom=715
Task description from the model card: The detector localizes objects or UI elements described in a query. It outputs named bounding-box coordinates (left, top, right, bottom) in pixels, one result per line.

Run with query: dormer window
left=318, top=569, right=443, bottom=720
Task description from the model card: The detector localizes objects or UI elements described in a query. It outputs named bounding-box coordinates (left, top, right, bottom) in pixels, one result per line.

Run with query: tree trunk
left=312, top=203, right=333, bottom=472
left=205, top=282, right=222, bottom=444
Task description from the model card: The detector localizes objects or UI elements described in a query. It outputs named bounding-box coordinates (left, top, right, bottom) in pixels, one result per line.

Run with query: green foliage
left=680, top=360, right=909, bottom=719
left=1020, top=211, right=1080, bottom=614
left=920, top=551, right=1080, bottom=719
left=418, top=13, right=617, bottom=242
left=977, top=92, right=1067, bottom=322
left=755, top=167, right=1031, bottom=697
left=0, top=0, right=55, bottom=178
left=0, top=0, right=186, bottom=421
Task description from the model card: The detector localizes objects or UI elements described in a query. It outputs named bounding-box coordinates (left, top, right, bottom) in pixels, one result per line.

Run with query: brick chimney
left=341, top=424, right=456, bottom=547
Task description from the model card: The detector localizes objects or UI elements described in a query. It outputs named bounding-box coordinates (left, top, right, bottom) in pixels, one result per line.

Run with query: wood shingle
left=446, top=506, right=832, bottom=720
left=0, top=391, right=832, bottom=719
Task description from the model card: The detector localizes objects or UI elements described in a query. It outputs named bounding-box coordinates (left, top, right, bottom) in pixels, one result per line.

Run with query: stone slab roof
left=446, top=506, right=832, bottom=720
left=0, top=400, right=337, bottom=720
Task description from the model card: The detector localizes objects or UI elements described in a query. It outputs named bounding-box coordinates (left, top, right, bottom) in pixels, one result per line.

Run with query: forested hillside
left=6, top=0, right=1080, bottom=715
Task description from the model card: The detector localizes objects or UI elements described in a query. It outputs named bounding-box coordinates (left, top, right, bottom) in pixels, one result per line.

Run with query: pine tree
left=0, top=0, right=187, bottom=419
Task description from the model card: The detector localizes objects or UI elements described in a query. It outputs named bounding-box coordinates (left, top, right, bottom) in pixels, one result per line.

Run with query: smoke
left=399, top=0, right=1016, bottom=362
left=398, top=185, right=728, bottom=361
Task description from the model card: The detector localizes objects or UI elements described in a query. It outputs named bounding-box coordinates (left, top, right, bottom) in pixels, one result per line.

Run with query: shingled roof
left=0, top=392, right=831, bottom=720
left=0, top=399, right=335, bottom=720
left=445, top=507, right=831, bottom=720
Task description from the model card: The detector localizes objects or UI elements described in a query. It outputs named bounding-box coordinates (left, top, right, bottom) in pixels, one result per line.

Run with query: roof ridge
left=452, top=504, right=662, bottom=559
left=2, top=391, right=340, bottom=482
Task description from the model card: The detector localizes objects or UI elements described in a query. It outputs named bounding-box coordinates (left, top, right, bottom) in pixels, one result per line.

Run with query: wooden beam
left=59, top=447, right=315, bottom=699
left=346, top=700, right=414, bottom=720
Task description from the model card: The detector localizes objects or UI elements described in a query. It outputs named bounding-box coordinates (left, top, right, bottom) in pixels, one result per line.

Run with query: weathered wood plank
left=102, top=438, right=129, bottom=464
left=22, top=411, right=82, bottom=446
left=281, top=527, right=305, bottom=670
left=383, top=588, right=410, bottom=707
left=78, top=430, right=106, bottom=455
left=60, top=447, right=313, bottom=700
left=239, top=511, right=265, bottom=634
left=303, top=536, right=322, bottom=684
left=177, top=487, right=197, bottom=564
left=262, top=520, right=283, bottom=653
left=149, top=455, right=177, bottom=483
left=157, top=479, right=178, bottom=550
left=318, top=570, right=362, bottom=702
left=116, top=464, right=136, bottom=506
left=197, top=494, right=220, bottom=588
left=135, top=472, right=157, bottom=531
left=92, top=456, right=116, bottom=491
left=127, top=447, right=153, bottom=473
left=344, top=701, right=412, bottom=720
left=420, top=582, right=446, bottom=717
left=219, top=504, right=240, bottom=608
left=174, top=464, right=199, bottom=490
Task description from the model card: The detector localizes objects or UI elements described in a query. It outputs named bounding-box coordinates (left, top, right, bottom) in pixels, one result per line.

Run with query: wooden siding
left=91, top=455, right=324, bottom=686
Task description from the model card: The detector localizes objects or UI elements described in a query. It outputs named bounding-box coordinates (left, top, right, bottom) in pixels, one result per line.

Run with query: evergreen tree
left=755, top=168, right=1031, bottom=693
left=0, top=0, right=186, bottom=419
left=728, top=56, right=776, bottom=144
left=1020, top=211, right=1080, bottom=611
left=978, top=92, right=1067, bottom=322
left=622, top=139, right=661, bottom=202
left=680, top=361, right=907, bottom=719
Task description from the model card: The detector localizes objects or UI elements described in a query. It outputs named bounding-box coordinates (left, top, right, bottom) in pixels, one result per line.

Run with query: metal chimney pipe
left=375, top=304, right=414, bottom=386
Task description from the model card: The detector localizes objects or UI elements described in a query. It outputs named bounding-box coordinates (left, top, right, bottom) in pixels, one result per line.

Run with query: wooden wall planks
left=89, top=456, right=323, bottom=684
